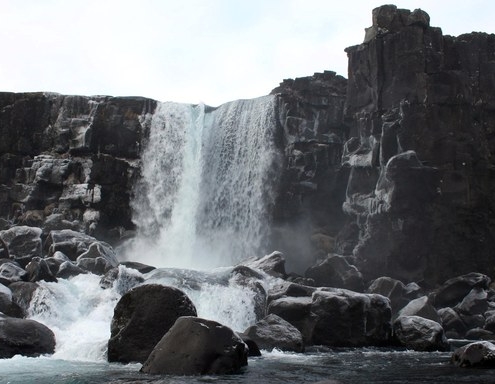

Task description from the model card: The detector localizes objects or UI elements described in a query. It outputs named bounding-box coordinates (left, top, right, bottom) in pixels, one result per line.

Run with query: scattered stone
left=0, top=262, right=27, bottom=286
left=140, top=316, right=248, bottom=375
left=0, top=226, right=42, bottom=267
left=25, top=257, right=57, bottom=283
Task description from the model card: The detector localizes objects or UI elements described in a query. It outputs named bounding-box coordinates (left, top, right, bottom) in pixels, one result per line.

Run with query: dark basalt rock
left=431, top=273, right=491, bottom=309
left=141, top=316, right=248, bottom=375
left=9, top=281, right=39, bottom=313
left=0, top=315, right=55, bottom=358
left=107, top=284, right=197, bottom=364
left=268, top=285, right=392, bottom=347
left=305, top=254, right=364, bottom=292
left=452, top=341, right=495, bottom=368
left=243, top=313, right=304, bottom=352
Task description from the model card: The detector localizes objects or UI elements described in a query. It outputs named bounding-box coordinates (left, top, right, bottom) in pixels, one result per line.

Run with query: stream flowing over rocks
left=0, top=3, right=495, bottom=381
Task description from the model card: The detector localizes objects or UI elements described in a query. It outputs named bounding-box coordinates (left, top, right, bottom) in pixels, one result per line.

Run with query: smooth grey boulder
left=140, top=316, right=248, bottom=375
left=243, top=313, right=304, bottom=352
left=393, top=315, right=449, bottom=351
left=305, top=254, right=364, bottom=292
left=397, top=296, right=440, bottom=322
left=107, top=284, right=197, bottom=364
left=0, top=315, right=55, bottom=358
left=451, top=341, right=495, bottom=367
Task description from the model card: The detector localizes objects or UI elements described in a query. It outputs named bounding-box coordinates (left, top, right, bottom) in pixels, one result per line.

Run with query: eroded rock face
left=0, top=93, right=156, bottom=244
left=339, top=4, right=495, bottom=285
left=141, top=316, right=248, bottom=375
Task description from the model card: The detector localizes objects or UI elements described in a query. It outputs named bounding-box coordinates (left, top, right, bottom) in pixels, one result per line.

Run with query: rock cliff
left=1, top=5, right=495, bottom=287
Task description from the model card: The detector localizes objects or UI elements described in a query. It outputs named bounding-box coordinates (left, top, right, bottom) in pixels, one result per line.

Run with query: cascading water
left=127, top=95, right=281, bottom=269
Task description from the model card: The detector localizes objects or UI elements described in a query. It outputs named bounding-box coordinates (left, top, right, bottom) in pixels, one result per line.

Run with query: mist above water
left=127, top=95, right=281, bottom=269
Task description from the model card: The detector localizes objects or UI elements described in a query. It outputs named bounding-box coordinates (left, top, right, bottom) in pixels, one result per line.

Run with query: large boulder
left=0, top=315, right=55, bottom=358
left=311, top=289, right=391, bottom=346
left=0, top=226, right=42, bottom=267
left=305, top=254, right=364, bottom=292
left=451, top=341, right=495, bottom=368
left=268, top=286, right=392, bottom=347
left=44, top=229, right=100, bottom=260
left=25, top=257, right=57, bottom=283
left=438, top=307, right=467, bottom=338
left=0, top=284, right=23, bottom=318
left=9, top=281, right=39, bottom=313
left=140, top=316, right=248, bottom=375
left=242, top=313, right=304, bottom=352
left=431, top=273, right=491, bottom=308
left=393, top=315, right=449, bottom=351
left=454, top=287, right=489, bottom=316
left=107, top=284, right=197, bottom=364
left=76, top=242, right=119, bottom=275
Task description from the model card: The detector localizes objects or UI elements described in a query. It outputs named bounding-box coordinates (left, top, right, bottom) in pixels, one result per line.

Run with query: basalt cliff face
left=1, top=5, right=495, bottom=286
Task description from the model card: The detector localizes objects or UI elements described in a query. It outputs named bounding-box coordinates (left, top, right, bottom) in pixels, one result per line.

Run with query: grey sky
left=1, top=0, right=493, bottom=106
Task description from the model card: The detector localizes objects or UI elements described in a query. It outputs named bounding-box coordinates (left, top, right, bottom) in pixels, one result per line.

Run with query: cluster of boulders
left=0, top=224, right=141, bottom=359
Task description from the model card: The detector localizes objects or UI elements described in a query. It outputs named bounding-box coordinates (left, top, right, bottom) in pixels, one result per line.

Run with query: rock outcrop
left=338, top=5, right=495, bottom=285
left=0, top=4, right=494, bottom=294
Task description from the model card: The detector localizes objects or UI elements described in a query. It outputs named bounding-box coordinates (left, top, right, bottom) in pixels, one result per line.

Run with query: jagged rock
left=75, top=242, right=119, bottom=275
left=56, top=260, right=87, bottom=279
left=454, top=287, right=489, bottom=315
left=432, top=273, right=491, bottom=308
left=140, top=316, right=248, bottom=375
left=0, top=315, right=55, bottom=358
left=44, top=229, right=99, bottom=260
left=0, top=262, right=27, bottom=286
left=438, top=307, right=467, bottom=337
left=230, top=266, right=267, bottom=321
left=305, top=254, right=364, bottom=292
left=25, top=257, right=57, bottom=283
left=367, top=276, right=411, bottom=315
left=99, top=266, right=144, bottom=295
left=0, top=226, right=42, bottom=267
left=121, top=261, right=156, bottom=274
left=243, top=251, right=286, bottom=278
left=451, top=341, right=495, bottom=367
left=107, top=284, right=197, bottom=364
left=243, top=313, right=304, bottom=352
left=397, top=296, right=440, bottom=323
left=0, top=284, right=23, bottom=318
left=9, top=281, right=38, bottom=313
left=393, top=315, right=449, bottom=351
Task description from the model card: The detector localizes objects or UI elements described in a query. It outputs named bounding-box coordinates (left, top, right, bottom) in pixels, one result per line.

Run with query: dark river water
left=2, top=348, right=494, bottom=384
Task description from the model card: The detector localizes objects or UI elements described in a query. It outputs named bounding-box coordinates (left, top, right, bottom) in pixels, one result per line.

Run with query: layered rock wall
left=0, top=93, right=156, bottom=242
left=340, top=5, right=495, bottom=285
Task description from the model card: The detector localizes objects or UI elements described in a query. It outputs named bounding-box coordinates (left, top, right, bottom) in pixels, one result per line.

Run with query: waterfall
left=127, top=95, right=281, bottom=269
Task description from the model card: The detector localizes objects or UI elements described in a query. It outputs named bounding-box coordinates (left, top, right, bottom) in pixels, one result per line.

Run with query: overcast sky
left=1, top=0, right=494, bottom=106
